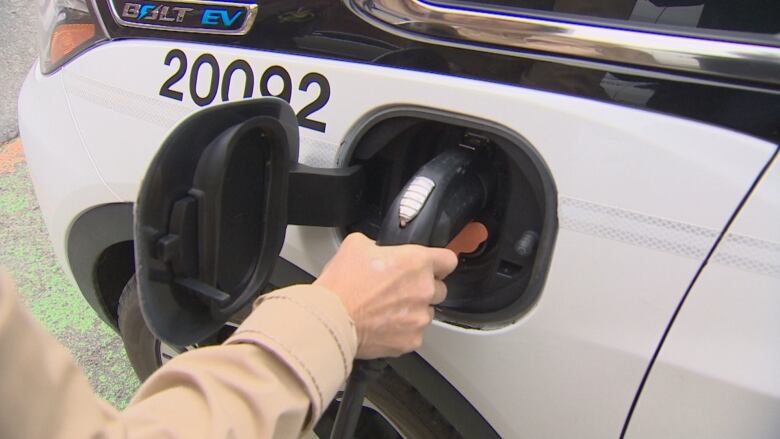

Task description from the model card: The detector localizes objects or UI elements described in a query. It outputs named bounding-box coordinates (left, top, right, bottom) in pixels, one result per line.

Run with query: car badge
left=109, top=0, right=258, bottom=35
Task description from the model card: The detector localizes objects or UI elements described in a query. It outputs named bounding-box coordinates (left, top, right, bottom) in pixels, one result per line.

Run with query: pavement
left=0, top=0, right=38, bottom=140
left=0, top=2, right=139, bottom=408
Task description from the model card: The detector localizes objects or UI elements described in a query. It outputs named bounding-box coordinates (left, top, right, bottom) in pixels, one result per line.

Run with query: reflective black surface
left=94, top=0, right=780, bottom=142
left=434, top=0, right=780, bottom=36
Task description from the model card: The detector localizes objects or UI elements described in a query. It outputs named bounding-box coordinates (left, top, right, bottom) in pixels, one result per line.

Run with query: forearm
left=122, top=285, right=358, bottom=437
left=0, top=272, right=357, bottom=439
left=117, top=343, right=313, bottom=438
left=0, top=270, right=117, bottom=439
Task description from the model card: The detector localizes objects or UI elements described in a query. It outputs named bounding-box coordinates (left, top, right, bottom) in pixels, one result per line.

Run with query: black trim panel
left=430, top=0, right=780, bottom=45
left=347, top=0, right=780, bottom=87
left=93, top=0, right=780, bottom=143
left=68, top=203, right=135, bottom=329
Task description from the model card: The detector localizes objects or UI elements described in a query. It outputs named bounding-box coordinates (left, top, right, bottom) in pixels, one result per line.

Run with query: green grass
left=0, top=189, right=29, bottom=214
left=0, top=154, right=140, bottom=408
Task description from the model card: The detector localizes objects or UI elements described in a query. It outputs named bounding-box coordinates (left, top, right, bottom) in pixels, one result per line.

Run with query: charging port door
left=134, top=99, right=299, bottom=347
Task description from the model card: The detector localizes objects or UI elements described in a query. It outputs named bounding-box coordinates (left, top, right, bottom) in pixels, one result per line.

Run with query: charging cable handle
left=376, top=146, right=492, bottom=246
left=329, top=147, right=493, bottom=438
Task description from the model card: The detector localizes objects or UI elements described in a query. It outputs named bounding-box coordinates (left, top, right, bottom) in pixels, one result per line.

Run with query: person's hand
left=314, top=233, right=458, bottom=359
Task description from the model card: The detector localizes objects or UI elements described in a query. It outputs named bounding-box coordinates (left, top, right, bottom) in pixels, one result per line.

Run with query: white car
left=19, top=0, right=780, bottom=437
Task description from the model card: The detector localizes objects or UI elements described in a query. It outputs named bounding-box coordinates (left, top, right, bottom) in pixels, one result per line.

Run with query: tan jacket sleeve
left=0, top=270, right=357, bottom=439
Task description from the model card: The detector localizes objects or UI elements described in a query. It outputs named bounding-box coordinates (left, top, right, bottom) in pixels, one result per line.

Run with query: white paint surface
left=627, top=156, right=780, bottom=438
left=19, top=40, right=777, bottom=438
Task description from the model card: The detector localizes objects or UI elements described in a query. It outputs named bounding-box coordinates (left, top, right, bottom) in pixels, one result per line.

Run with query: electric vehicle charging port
left=342, top=109, right=557, bottom=329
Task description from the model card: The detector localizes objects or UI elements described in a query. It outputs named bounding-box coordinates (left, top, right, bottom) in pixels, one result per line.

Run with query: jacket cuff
left=224, top=284, right=357, bottom=424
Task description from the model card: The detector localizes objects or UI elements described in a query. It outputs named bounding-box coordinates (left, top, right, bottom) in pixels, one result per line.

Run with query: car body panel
left=17, top=65, right=119, bottom=271
left=18, top=38, right=777, bottom=437
left=627, top=154, right=780, bottom=438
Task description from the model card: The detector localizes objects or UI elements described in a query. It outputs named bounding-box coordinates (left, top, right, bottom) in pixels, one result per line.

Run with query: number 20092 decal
left=159, top=49, right=331, bottom=132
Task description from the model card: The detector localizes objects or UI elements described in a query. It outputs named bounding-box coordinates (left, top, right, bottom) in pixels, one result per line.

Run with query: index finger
left=429, top=247, right=458, bottom=279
